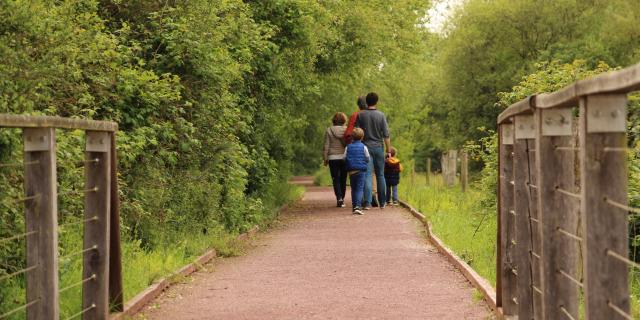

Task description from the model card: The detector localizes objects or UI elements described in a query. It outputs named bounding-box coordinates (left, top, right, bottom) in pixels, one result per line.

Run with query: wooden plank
left=497, top=96, right=535, bottom=124
left=0, top=114, right=117, bottom=131
left=535, top=108, right=580, bottom=320
left=578, top=62, right=640, bottom=96
left=83, top=131, right=111, bottom=320
left=579, top=95, right=630, bottom=320
left=529, top=63, right=640, bottom=110
left=108, top=132, right=124, bottom=312
left=460, top=152, right=468, bottom=192
left=513, top=134, right=535, bottom=319
left=536, top=85, right=578, bottom=109
left=23, top=128, right=59, bottom=320
left=498, top=124, right=517, bottom=315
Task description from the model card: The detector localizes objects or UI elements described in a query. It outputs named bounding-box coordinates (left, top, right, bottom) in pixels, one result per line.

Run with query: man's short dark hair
left=357, top=96, right=367, bottom=110
left=366, top=92, right=378, bottom=106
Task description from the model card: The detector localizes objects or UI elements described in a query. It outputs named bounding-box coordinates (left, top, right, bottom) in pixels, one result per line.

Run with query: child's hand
left=323, top=160, right=329, bottom=166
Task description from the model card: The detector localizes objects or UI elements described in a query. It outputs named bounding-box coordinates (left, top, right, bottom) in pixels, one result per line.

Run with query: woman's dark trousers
left=329, top=160, right=348, bottom=201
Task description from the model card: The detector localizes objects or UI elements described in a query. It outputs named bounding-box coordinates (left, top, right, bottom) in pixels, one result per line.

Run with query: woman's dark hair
left=366, top=92, right=379, bottom=106
left=357, top=96, right=367, bottom=110
left=332, top=112, right=347, bottom=125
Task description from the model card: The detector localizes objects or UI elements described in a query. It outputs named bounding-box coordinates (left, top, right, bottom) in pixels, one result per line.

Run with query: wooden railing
left=497, top=63, right=640, bottom=319
left=0, top=115, right=122, bottom=320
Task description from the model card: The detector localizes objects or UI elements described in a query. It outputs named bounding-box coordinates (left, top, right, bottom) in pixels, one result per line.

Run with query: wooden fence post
left=23, top=127, right=59, bottom=320
left=498, top=123, right=517, bottom=315
left=580, top=94, right=630, bottom=319
left=461, top=151, right=468, bottom=192
left=513, top=115, right=536, bottom=319
left=442, top=150, right=458, bottom=187
left=426, top=158, right=431, bottom=185
left=83, top=131, right=112, bottom=320
left=108, top=132, right=124, bottom=312
left=535, top=108, right=579, bottom=319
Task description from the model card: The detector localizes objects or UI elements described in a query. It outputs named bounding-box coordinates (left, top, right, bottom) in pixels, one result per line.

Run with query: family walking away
left=322, top=92, right=401, bottom=214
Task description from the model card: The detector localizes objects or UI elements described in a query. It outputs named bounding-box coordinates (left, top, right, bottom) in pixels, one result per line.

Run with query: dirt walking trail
left=141, top=177, right=492, bottom=319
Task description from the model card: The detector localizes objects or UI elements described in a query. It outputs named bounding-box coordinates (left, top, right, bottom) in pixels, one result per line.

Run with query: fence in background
left=497, top=63, right=640, bottom=319
left=0, top=115, right=122, bottom=320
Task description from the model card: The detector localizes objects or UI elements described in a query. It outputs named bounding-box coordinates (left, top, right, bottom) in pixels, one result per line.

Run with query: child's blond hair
left=352, top=128, right=364, bottom=141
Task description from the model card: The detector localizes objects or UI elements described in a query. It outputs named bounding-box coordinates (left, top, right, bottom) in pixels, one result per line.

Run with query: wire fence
left=0, top=116, right=121, bottom=320
left=497, top=62, right=640, bottom=319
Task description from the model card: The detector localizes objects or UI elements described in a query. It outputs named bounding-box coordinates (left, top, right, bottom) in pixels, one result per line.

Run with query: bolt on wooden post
left=82, top=131, right=112, bottom=320
left=498, top=123, right=517, bottom=316
left=23, top=128, right=59, bottom=320
left=535, top=108, right=579, bottom=320
left=579, top=94, right=630, bottom=319
left=512, top=115, right=537, bottom=319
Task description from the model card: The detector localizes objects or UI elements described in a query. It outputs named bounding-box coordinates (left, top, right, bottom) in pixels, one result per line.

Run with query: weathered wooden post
left=579, top=94, right=630, bottom=319
left=460, top=151, right=468, bottom=192
left=498, top=123, right=517, bottom=316
left=512, top=115, right=536, bottom=319
left=83, top=131, right=112, bottom=320
left=108, top=132, right=124, bottom=312
left=23, top=127, right=59, bottom=320
left=442, top=150, right=458, bottom=187
left=534, top=107, right=579, bottom=319
left=426, top=158, right=431, bottom=185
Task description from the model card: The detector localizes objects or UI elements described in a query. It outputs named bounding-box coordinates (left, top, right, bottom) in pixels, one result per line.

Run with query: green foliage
left=0, top=0, right=434, bottom=316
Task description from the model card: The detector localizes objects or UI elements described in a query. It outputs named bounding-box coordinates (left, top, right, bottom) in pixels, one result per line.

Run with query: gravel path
left=141, top=177, right=492, bottom=320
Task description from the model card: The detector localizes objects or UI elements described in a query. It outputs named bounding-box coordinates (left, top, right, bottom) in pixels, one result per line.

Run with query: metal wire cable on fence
left=0, top=160, right=39, bottom=168
left=58, top=216, right=98, bottom=232
left=0, top=299, right=39, bottom=319
left=559, top=306, right=577, bottom=320
left=604, top=197, right=640, bottom=215
left=0, top=265, right=38, bottom=282
left=58, top=245, right=98, bottom=260
left=529, top=250, right=541, bottom=259
left=557, top=269, right=583, bottom=288
left=0, top=230, right=38, bottom=245
left=63, top=303, right=96, bottom=320
left=59, top=274, right=96, bottom=294
left=607, top=249, right=640, bottom=269
left=58, top=187, right=98, bottom=197
left=557, top=227, right=583, bottom=242
left=555, top=187, right=581, bottom=200
left=607, top=301, right=633, bottom=320
left=554, top=146, right=580, bottom=151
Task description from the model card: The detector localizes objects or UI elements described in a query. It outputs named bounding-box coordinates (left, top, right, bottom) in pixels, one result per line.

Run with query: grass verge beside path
left=398, top=174, right=497, bottom=285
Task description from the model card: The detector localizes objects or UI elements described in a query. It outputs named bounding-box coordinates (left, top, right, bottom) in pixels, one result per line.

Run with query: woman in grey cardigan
left=323, top=112, right=348, bottom=207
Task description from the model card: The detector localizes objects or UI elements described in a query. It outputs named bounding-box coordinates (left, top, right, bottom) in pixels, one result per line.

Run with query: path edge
left=108, top=225, right=261, bottom=320
left=398, top=200, right=504, bottom=319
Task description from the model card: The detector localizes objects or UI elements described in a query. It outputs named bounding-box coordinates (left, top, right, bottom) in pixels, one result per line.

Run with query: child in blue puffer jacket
left=344, top=128, right=369, bottom=215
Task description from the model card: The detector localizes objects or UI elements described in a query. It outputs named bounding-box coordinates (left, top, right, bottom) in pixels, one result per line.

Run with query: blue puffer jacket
left=345, top=141, right=369, bottom=171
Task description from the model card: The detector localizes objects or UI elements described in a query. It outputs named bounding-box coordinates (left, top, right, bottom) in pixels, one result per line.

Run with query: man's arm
left=384, top=138, right=391, bottom=153
left=382, top=114, right=391, bottom=152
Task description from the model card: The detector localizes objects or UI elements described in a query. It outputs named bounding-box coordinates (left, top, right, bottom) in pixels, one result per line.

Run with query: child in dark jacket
left=384, top=147, right=403, bottom=205
left=344, top=128, right=369, bottom=215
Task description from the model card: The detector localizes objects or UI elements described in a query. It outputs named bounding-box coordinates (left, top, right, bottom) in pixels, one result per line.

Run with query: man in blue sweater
left=356, top=92, right=392, bottom=209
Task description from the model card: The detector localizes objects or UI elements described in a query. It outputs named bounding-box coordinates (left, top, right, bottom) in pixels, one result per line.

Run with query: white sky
left=426, top=0, right=463, bottom=33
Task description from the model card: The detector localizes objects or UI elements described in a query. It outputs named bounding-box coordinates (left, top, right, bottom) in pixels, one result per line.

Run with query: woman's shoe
left=337, top=199, right=346, bottom=208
